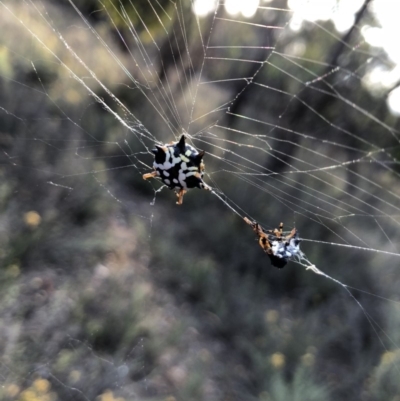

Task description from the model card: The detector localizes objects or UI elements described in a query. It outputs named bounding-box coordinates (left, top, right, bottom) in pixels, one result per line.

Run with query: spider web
left=0, top=0, right=400, bottom=400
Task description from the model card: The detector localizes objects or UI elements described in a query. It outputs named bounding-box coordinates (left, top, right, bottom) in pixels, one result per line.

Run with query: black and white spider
left=244, top=218, right=303, bottom=268
left=143, top=135, right=211, bottom=204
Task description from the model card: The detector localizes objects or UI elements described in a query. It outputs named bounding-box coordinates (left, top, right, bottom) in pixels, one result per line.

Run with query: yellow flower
left=381, top=351, right=396, bottom=364
left=23, top=211, right=41, bottom=228
left=19, top=389, right=36, bottom=401
left=270, top=352, right=285, bottom=369
left=17, top=378, right=57, bottom=401
left=33, top=379, right=50, bottom=394
left=69, top=370, right=81, bottom=383
left=97, top=390, right=125, bottom=401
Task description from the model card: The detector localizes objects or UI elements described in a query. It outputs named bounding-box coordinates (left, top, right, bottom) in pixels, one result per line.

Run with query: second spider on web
left=244, top=218, right=303, bottom=268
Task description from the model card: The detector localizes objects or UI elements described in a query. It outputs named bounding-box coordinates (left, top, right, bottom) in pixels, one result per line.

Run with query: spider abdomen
left=152, top=135, right=206, bottom=190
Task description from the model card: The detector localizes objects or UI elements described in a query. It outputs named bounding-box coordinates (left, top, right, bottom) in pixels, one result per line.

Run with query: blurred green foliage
left=0, top=1, right=400, bottom=401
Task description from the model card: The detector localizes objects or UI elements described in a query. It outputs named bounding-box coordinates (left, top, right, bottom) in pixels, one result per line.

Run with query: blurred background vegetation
left=0, top=1, right=400, bottom=400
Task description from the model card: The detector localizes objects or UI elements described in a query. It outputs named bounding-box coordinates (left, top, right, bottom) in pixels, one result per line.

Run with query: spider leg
left=244, top=218, right=264, bottom=237
left=259, top=236, right=273, bottom=254
left=274, top=222, right=284, bottom=238
left=143, top=171, right=158, bottom=180
left=244, top=217, right=256, bottom=229
left=244, top=218, right=272, bottom=252
left=265, top=223, right=282, bottom=237
left=193, top=172, right=211, bottom=191
left=176, top=188, right=187, bottom=205
left=285, top=227, right=297, bottom=242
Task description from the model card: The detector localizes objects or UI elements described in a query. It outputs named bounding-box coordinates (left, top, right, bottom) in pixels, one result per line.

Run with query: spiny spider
left=244, top=218, right=302, bottom=268
left=143, top=134, right=211, bottom=204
